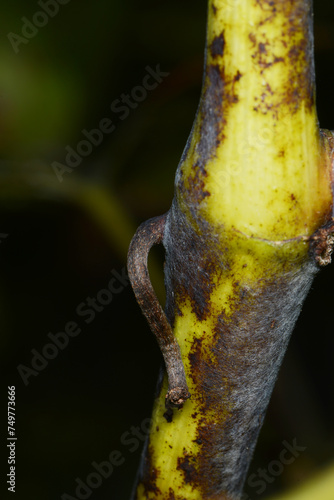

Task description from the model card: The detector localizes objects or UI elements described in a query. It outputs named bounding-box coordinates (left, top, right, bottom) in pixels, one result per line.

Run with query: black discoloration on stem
left=210, top=32, right=225, bottom=58
left=127, top=214, right=190, bottom=410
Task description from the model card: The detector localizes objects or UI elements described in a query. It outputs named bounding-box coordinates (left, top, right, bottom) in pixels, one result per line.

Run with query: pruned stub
left=309, top=218, right=334, bottom=266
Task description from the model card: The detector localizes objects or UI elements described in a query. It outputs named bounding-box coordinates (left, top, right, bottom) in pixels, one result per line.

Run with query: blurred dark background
left=0, top=1, right=334, bottom=499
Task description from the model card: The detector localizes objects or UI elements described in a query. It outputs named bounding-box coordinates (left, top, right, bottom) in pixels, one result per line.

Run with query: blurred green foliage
left=0, top=1, right=334, bottom=499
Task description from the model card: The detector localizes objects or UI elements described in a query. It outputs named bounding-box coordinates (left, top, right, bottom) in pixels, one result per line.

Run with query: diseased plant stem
left=128, top=0, right=334, bottom=498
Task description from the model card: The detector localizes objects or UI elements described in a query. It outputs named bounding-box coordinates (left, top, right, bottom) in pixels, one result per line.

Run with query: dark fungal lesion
left=164, top=206, right=222, bottom=326
left=210, top=32, right=225, bottom=58
left=176, top=449, right=199, bottom=485
left=166, top=488, right=176, bottom=500
left=184, top=166, right=210, bottom=207
left=197, top=63, right=225, bottom=169
left=186, top=60, right=242, bottom=194
left=234, top=70, right=243, bottom=82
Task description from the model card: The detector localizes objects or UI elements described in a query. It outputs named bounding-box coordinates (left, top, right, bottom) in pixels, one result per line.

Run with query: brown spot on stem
left=259, top=42, right=267, bottom=53
left=140, top=445, right=161, bottom=495
left=234, top=71, right=243, bottom=82
left=249, top=33, right=257, bottom=46
left=210, top=33, right=225, bottom=58
left=186, top=166, right=210, bottom=205
left=177, top=449, right=199, bottom=484
left=188, top=337, right=204, bottom=382
left=167, top=488, right=176, bottom=500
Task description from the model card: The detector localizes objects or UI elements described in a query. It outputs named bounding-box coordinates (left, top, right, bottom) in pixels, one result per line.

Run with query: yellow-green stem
left=130, top=1, right=334, bottom=499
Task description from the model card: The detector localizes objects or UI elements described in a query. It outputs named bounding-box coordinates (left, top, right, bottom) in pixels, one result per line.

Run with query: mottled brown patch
left=177, top=449, right=199, bottom=484
left=197, top=64, right=225, bottom=169
left=211, top=33, right=225, bottom=58
left=194, top=57, right=243, bottom=176
left=188, top=337, right=204, bottom=384
left=140, top=445, right=161, bottom=495
left=167, top=488, right=176, bottom=500
left=164, top=206, right=223, bottom=324
left=186, top=166, right=210, bottom=205
left=252, top=38, right=284, bottom=73
left=188, top=263, right=316, bottom=496
left=164, top=198, right=318, bottom=497
left=175, top=34, right=243, bottom=232
left=251, top=0, right=315, bottom=116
